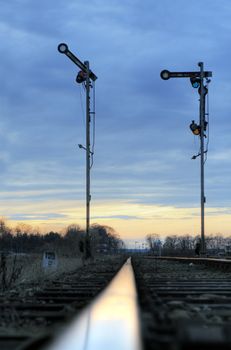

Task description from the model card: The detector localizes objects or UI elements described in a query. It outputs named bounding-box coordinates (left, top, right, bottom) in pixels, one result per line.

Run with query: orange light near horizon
left=3, top=201, right=231, bottom=239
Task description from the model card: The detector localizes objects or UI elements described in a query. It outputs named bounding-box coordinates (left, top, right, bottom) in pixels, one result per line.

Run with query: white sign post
left=42, top=251, right=58, bottom=270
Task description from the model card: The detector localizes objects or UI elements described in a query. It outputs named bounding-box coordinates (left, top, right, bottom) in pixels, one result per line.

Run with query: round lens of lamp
left=193, top=129, right=200, bottom=135
left=58, top=43, right=68, bottom=54
left=160, top=70, right=170, bottom=80
left=192, top=81, right=200, bottom=88
left=190, top=121, right=200, bottom=136
left=190, top=77, right=201, bottom=89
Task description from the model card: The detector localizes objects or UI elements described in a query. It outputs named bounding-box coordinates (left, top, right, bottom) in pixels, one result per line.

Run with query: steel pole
left=198, top=62, right=206, bottom=255
left=85, top=61, right=91, bottom=258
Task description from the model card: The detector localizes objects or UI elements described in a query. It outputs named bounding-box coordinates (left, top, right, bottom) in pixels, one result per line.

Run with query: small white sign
left=42, top=251, right=58, bottom=269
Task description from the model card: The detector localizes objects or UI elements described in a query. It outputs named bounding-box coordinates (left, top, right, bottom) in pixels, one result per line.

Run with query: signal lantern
left=190, top=120, right=201, bottom=135
left=76, top=70, right=87, bottom=83
left=190, top=77, right=201, bottom=89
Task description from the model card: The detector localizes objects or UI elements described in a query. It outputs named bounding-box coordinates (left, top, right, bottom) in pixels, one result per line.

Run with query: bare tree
left=146, top=234, right=162, bottom=255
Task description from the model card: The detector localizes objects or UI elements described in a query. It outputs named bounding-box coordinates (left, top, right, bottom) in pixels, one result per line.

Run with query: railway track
left=0, top=256, right=125, bottom=350
left=2, top=255, right=231, bottom=349
left=133, top=256, right=231, bottom=350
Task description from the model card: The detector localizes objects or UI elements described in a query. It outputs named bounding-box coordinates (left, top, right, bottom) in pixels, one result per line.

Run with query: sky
left=1, top=0, right=231, bottom=241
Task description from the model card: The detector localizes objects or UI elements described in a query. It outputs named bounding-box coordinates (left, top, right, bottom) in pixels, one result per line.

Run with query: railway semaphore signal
left=58, top=43, right=97, bottom=259
left=160, top=62, right=212, bottom=255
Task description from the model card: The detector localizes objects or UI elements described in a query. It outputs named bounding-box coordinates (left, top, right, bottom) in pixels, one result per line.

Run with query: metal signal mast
left=58, top=43, right=97, bottom=259
left=161, top=62, right=212, bottom=255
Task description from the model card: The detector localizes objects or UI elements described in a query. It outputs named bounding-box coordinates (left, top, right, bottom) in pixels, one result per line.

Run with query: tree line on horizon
left=0, top=219, right=124, bottom=256
left=146, top=233, right=231, bottom=256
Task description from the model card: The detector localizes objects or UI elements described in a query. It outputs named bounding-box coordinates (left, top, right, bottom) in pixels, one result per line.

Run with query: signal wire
left=204, top=81, right=210, bottom=164
left=90, top=81, right=96, bottom=169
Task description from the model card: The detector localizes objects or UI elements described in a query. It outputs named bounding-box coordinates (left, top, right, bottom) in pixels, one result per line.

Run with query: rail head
left=44, top=258, right=143, bottom=350
left=152, top=256, right=231, bottom=269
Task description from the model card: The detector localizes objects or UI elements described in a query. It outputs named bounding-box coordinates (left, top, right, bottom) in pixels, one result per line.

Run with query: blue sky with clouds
left=1, top=0, right=231, bottom=238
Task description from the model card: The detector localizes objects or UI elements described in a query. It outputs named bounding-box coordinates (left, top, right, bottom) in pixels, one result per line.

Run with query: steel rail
left=157, top=257, right=231, bottom=263
left=45, top=258, right=143, bottom=350
left=0, top=257, right=125, bottom=350
left=165, top=256, right=231, bottom=270
left=145, top=256, right=231, bottom=270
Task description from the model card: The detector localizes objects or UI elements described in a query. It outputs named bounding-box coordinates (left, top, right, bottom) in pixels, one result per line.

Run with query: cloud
left=91, top=215, right=140, bottom=220
left=9, top=213, right=67, bottom=221
left=1, top=0, right=231, bottom=236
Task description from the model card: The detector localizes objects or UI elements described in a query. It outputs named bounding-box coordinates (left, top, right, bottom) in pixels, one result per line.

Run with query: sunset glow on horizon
left=2, top=200, right=231, bottom=240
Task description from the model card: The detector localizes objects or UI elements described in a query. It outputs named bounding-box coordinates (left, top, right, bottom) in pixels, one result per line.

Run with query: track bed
left=0, top=256, right=125, bottom=350
left=133, top=256, right=231, bottom=350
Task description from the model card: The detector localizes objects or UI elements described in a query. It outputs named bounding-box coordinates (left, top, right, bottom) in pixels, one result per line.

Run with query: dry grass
left=19, top=255, right=83, bottom=284
left=0, top=254, right=84, bottom=334
left=1, top=254, right=83, bottom=291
